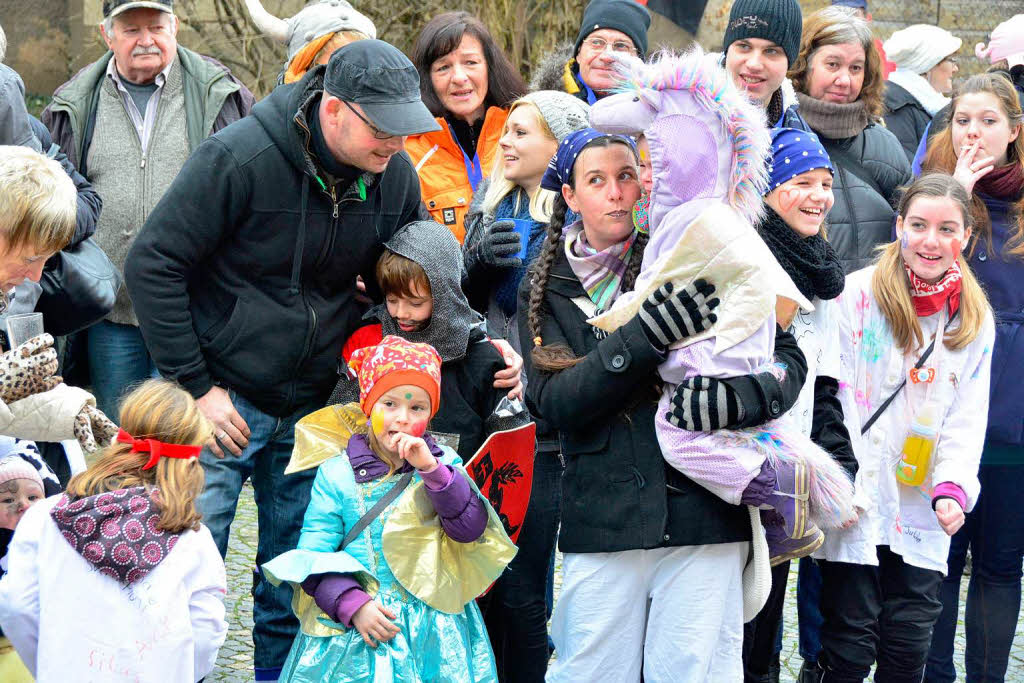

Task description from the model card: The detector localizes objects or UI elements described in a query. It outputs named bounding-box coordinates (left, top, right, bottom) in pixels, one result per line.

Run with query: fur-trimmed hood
left=529, top=43, right=579, bottom=95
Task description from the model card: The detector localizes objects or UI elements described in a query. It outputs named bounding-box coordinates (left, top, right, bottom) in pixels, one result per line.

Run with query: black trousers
left=478, top=450, right=563, bottom=682
left=743, top=561, right=790, bottom=681
left=818, top=546, right=944, bottom=682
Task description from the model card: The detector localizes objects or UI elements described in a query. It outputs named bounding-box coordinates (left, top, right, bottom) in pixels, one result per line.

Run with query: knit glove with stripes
left=638, top=280, right=719, bottom=351
left=667, top=376, right=745, bottom=431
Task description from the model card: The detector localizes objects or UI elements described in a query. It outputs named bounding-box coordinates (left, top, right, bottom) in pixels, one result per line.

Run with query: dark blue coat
left=968, top=194, right=1024, bottom=455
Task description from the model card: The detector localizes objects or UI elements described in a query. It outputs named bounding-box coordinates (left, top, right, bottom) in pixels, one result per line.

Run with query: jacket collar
left=545, top=243, right=588, bottom=299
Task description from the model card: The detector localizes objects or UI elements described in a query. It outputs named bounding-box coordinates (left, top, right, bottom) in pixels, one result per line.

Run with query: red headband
left=116, top=429, right=202, bottom=471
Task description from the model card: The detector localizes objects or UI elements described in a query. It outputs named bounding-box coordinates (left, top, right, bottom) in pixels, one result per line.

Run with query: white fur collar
left=887, top=69, right=950, bottom=116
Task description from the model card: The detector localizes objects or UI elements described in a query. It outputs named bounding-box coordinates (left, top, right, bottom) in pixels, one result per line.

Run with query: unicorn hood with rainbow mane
left=588, top=47, right=814, bottom=350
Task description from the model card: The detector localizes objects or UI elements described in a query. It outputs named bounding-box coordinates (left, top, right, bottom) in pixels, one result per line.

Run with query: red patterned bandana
left=905, top=259, right=963, bottom=317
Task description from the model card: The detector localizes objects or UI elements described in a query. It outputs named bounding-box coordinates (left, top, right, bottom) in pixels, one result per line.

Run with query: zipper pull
left=139, top=156, right=146, bottom=169
left=331, top=186, right=339, bottom=219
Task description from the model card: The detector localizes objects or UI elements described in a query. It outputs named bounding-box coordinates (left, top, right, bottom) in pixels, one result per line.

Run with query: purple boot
left=764, top=514, right=823, bottom=567
left=764, top=458, right=810, bottom=539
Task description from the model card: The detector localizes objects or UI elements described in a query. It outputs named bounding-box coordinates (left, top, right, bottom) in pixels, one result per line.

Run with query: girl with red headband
left=0, top=378, right=227, bottom=682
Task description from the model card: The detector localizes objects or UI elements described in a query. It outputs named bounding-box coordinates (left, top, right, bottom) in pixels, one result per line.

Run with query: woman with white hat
left=883, top=24, right=962, bottom=162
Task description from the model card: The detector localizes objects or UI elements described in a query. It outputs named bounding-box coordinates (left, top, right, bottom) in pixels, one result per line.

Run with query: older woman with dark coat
left=790, top=6, right=912, bottom=273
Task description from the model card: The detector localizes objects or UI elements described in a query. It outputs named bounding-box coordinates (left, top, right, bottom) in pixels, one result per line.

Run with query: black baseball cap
left=103, top=0, right=173, bottom=19
left=324, top=39, right=441, bottom=136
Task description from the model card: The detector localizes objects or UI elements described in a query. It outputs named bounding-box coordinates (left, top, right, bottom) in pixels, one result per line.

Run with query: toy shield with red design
left=465, top=422, right=537, bottom=543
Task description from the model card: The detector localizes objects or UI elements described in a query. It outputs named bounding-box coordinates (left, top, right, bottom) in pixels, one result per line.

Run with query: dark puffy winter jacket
left=883, top=82, right=932, bottom=165
left=815, top=123, right=912, bottom=273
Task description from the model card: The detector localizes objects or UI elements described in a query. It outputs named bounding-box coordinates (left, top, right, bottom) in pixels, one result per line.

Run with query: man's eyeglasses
left=584, top=37, right=637, bottom=55
left=344, top=101, right=395, bottom=140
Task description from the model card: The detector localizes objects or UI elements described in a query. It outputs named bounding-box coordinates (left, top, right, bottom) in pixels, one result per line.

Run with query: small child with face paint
left=264, top=335, right=511, bottom=683
left=814, top=172, right=994, bottom=681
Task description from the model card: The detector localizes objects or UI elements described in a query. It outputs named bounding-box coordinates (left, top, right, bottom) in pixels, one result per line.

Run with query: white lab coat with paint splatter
left=816, top=266, right=994, bottom=574
left=0, top=496, right=227, bottom=682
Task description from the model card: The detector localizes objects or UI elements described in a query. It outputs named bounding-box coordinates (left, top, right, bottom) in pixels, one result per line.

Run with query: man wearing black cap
left=125, top=39, right=440, bottom=681
left=530, top=0, right=651, bottom=103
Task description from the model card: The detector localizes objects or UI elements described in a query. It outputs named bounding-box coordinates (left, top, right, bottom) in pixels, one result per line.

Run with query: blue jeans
left=87, top=320, right=158, bottom=418
left=196, top=389, right=316, bottom=678
left=925, top=463, right=1024, bottom=683
left=797, top=556, right=824, bottom=662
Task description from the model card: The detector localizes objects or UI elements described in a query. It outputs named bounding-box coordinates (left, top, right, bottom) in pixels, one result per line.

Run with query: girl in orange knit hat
left=263, top=335, right=514, bottom=682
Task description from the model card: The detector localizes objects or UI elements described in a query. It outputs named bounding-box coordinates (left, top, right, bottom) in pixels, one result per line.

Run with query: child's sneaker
left=764, top=459, right=810, bottom=539
left=765, top=518, right=823, bottom=567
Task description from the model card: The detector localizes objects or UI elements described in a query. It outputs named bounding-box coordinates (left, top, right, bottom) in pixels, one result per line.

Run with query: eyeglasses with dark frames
left=344, top=101, right=395, bottom=140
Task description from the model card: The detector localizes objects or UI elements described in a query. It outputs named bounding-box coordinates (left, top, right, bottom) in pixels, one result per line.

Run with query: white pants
left=547, top=542, right=747, bottom=683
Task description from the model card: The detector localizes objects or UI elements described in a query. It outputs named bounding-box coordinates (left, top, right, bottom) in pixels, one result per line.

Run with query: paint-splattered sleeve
left=931, top=311, right=995, bottom=513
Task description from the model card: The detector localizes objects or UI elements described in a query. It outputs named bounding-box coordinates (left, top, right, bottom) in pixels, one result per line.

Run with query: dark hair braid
left=621, top=229, right=649, bottom=293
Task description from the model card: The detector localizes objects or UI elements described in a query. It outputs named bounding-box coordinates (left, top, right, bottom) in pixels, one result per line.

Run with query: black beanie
left=722, top=0, right=803, bottom=66
left=574, top=0, right=652, bottom=59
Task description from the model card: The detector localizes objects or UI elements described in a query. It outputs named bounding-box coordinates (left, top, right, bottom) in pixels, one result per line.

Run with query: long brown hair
left=871, top=173, right=990, bottom=353
left=788, top=6, right=885, bottom=120
left=411, top=12, right=527, bottom=117
left=527, top=137, right=648, bottom=372
left=921, top=72, right=1024, bottom=258
left=66, top=380, right=211, bottom=533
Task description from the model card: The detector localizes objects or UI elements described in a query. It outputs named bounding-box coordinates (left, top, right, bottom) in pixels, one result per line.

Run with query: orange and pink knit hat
left=348, top=335, right=442, bottom=418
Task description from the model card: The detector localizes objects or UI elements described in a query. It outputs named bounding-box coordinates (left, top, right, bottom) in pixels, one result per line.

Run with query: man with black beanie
left=530, top=0, right=650, bottom=103
left=721, top=0, right=809, bottom=130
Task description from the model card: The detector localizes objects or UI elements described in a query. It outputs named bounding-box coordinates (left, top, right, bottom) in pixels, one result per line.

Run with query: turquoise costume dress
left=263, top=448, right=500, bottom=682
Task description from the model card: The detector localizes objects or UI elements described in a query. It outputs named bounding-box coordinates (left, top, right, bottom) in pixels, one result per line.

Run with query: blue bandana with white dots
left=766, top=127, right=834, bottom=193
left=540, top=128, right=638, bottom=193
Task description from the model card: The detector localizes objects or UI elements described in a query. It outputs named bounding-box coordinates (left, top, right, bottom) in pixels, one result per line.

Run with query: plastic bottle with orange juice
left=896, top=400, right=939, bottom=487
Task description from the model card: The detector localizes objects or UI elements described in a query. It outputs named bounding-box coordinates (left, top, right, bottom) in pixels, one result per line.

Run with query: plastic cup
left=6, top=312, right=43, bottom=349
left=509, top=219, right=533, bottom=260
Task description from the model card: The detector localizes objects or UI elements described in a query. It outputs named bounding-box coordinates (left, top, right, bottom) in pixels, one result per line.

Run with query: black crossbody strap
left=860, top=309, right=959, bottom=435
left=340, top=470, right=415, bottom=550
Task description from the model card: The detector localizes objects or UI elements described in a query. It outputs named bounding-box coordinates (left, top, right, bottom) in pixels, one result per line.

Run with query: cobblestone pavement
left=211, top=484, right=1023, bottom=681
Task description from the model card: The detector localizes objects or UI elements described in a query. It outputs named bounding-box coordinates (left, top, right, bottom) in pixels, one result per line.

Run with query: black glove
left=466, top=220, right=523, bottom=272
left=666, top=376, right=744, bottom=431
left=638, top=280, right=719, bottom=351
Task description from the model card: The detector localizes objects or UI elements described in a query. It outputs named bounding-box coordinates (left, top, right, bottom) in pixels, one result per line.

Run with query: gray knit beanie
left=723, top=0, right=803, bottom=66
left=517, top=90, right=591, bottom=143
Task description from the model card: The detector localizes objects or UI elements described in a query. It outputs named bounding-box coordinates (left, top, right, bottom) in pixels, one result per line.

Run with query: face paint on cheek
left=900, top=232, right=909, bottom=248
left=370, top=408, right=387, bottom=438
left=408, top=420, right=427, bottom=438
left=952, top=238, right=961, bottom=255
left=778, top=187, right=804, bottom=213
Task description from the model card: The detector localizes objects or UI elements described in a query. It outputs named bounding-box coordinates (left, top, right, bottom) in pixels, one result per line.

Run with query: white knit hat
left=0, top=455, right=44, bottom=491
left=884, top=25, right=962, bottom=74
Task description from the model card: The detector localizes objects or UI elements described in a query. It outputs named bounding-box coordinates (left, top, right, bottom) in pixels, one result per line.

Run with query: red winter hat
left=348, top=335, right=442, bottom=418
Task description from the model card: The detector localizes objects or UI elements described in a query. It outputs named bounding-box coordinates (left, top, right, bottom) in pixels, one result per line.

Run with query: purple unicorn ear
left=589, top=89, right=660, bottom=136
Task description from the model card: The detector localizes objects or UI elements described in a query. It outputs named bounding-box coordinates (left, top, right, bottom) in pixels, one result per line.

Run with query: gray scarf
left=795, top=93, right=871, bottom=139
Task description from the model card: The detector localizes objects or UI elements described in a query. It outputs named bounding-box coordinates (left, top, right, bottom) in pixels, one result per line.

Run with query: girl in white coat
left=813, top=173, right=995, bottom=682
left=0, top=379, right=227, bottom=682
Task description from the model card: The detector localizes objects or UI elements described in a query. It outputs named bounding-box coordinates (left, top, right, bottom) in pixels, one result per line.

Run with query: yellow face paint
left=370, top=406, right=387, bottom=438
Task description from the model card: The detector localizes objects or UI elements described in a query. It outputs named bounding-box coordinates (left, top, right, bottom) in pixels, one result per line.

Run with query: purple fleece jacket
left=301, top=434, right=488, bottom=626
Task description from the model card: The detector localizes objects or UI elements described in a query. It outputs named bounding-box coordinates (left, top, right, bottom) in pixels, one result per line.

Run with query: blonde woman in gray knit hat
left=460, top=89, right=588, bottom=682
left=883, top=25, right=962, bottom=163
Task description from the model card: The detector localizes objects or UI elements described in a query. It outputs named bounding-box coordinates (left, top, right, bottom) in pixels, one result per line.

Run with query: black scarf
left=758, top=207, right=845, bottom=301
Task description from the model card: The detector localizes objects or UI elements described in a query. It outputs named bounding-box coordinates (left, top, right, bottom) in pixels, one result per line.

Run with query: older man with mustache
left=41, top=0, right=253, bottom=419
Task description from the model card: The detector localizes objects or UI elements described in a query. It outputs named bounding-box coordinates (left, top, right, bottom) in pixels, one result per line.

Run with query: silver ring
left=218, top=431, right=228, bottom=440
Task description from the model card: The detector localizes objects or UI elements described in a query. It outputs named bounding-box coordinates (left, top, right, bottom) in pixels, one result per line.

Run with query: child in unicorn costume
left=589, top=48, right=856, bottom=563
